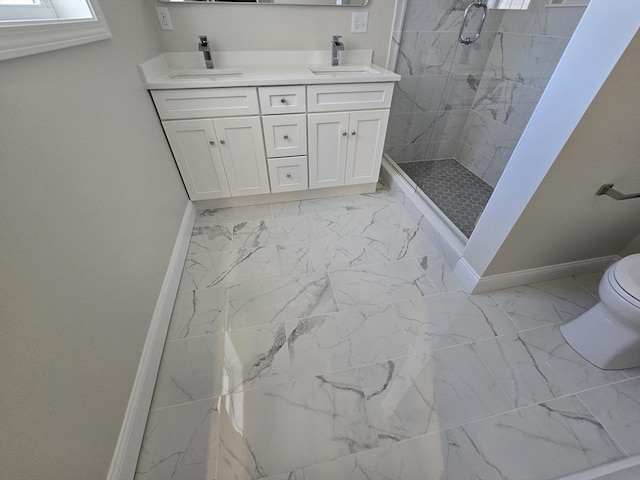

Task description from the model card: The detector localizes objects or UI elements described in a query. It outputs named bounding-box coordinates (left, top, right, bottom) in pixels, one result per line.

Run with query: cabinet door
left=163, top=119, right=230, bottom=201
left=345, top=110, right=389, bottom=185
left=307, top=112, right=349, bottom=189
left=213, top=116, right=270, bottom=196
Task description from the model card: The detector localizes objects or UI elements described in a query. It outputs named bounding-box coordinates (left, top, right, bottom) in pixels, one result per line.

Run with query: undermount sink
left=167, top=69, right=244, bottom=81
left=308, top=66, right=381, bottom=76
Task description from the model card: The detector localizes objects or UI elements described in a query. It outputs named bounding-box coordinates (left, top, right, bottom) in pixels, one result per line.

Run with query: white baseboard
left=455, top=255, right=620, bottom=294
left=106, top=201, right=196, bottom=480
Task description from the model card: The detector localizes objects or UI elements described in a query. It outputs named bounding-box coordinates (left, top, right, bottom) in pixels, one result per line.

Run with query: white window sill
left=0, top=0, right=110, bottom=61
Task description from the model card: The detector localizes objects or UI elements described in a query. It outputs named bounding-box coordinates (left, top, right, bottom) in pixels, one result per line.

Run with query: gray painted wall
left=0, top=2, right=189, bottom=479
left=150, top=0, right=396, bottom=66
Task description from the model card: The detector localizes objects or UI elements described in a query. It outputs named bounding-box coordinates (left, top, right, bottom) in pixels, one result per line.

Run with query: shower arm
left=459, top=1, right=488, bottom=45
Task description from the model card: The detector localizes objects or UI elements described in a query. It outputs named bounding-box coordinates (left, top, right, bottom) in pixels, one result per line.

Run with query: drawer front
left=307, top=83, right=394, bottom=112
left=262, top=114, right=307, bottom=158
left=152, top=87, right=259, bottom=120
left=267, top=156, right=308, bottom=193
left=259, top=86, right=306, bottom=114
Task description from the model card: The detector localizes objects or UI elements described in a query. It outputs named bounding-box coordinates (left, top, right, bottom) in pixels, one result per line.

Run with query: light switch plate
left=155, top=6, right=174, bottom=31
left=351, top=12, right=368, bottom=33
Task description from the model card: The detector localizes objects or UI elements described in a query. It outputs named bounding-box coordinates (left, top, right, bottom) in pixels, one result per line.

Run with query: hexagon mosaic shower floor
left=135, top=187, right=639, bottom=480
left=399, top=158, right=494, bottom=237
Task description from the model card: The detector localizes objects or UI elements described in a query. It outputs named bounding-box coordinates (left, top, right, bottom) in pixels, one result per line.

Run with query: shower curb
left=380, top=155, right=466, bottom=269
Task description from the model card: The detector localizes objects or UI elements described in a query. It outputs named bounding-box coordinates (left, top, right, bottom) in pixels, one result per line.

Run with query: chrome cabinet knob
left=220, top=140, right=226, bottom=145
left=342, top=132, right=347, bottom=136
left=209, top=140, right=215, bottom=145
left=280, top=98, right=286, bottom=104
left=283, top=134, right=289, bottom=140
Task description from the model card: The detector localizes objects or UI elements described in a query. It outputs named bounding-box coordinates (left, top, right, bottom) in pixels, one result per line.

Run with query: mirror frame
left=157, top=0, right=368, bottom=6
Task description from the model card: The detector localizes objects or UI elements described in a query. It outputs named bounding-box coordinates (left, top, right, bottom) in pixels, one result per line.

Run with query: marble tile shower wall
left=385, top=0, right=504, bottom=164
left=385, top=0, right=587, bottom=188
left=456, top=0, right=587, bottom=186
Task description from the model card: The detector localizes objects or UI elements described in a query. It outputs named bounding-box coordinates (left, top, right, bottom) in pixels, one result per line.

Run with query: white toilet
left=561, top=254, right=640, bottom=370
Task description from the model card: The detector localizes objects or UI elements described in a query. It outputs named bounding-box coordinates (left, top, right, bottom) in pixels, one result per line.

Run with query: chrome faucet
left=198, top=35, right=214, bottom=69
left=331, top=35, right=344, bottom=66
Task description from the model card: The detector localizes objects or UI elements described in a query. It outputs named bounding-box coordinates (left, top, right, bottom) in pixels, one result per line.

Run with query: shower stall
left=385, top=0, right=588, bottom=238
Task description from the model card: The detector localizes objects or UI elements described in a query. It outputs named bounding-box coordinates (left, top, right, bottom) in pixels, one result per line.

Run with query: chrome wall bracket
left=596, top=184, right=640, bottom=201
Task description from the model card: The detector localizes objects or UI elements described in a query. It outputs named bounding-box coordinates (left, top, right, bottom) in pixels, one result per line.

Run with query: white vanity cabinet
left=154, top=87, right=270, bottom=200
left=149, top=79, right=396, bottom=202
left=307, top=83, right=392, bottom=189
left=163, top=119, right=230, bottom=200
left=163, top=116, right=269, bottom=199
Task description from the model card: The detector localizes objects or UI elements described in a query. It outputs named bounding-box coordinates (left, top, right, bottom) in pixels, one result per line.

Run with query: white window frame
left=0, top=0, right=110, bottom=61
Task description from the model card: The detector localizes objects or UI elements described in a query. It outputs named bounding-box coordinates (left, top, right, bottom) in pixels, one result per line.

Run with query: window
left=487, top=0, right=532, bottom=10
left=0, top=0, right=110, bottom=61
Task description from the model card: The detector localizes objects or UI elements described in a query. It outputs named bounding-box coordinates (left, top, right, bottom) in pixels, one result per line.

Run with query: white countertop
left=139, top=51, right=401, bottom=90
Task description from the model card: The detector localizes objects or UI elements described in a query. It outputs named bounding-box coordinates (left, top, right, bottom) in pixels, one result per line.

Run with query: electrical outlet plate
left=351, top=12, right=368, bottom=33
left=155, top=6, right=174, bottom=31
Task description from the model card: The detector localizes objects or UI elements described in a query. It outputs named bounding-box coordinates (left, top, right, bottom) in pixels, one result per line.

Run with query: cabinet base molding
left=194, top=182, right=377, bottom=210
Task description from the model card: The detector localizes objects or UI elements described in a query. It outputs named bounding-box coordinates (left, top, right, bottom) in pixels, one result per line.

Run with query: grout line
left=148, top=395, right=219, bottom=414
left=471, top=341, right=517, bottom=411
left=575, top=395, right=631, bottom=457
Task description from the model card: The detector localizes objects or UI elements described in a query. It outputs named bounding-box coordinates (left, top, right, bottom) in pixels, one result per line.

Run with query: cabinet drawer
left=152, top=87, right=259, bottom=120
left=307, top=83, right=394, bottom=113
left=267, top=156, right=308, bottom=193
left=262, top=114, right=307, bottom=158
left=259, top=86, right=306, bottom=114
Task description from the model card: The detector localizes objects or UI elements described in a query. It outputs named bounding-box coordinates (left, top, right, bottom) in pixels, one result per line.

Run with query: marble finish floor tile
left=227, top=271, right=338, bottom=330
left=135, top=397, right=219, bottom=480
left=340, top=191, right=399, bottom=211
left=195, top=204, right=273, bottom=226
left=217, top=370, right=379, bottom=479
left=359, top=345, right=513, bottom=443
left=276, top=237, right=371, bottom=276
left=474, top=324, right=627, bottom=408
left=393, top=291, right=518, bottom=354
left=489, top=277, right=598, bottom=330
left=309, top=235, right=370, bottom=272
left=573, top=271, right=604, bottom=298
left=232, top=216, right=312, bottom=249
left=188, top=225, right=233, bottom=255
left=271, top=196, right=346, bottom=218
left=418, top=254, right=465, bottom=293
left=151, top=333, right=225, bottom=409
left=302, top=429, right=472, bottom=480
left=578, top=379, right=640, bottom=455
left=224, top=322, right=291, bottom=394
left=362, top=226, right=439, bottom=263
left=178, top=247, right=279, bottom=291
left=167, top=286, right=227, bottom=340
left=275, top=242, right=313, bottom=275
left=330, top=258, right=437, bottom=309
left=454, top=396, right=625, bottom=480
left=286, top=304, right=412, bottom=379
left=312, top=206, right=396, bottom=240
left=141, top=190, right=637, bottom=480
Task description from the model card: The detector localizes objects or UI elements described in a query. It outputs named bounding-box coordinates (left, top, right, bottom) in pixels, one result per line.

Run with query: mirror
left=158, top=0, right=368, bottom=5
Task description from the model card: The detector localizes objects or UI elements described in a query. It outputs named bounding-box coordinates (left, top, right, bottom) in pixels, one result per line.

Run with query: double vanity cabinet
left=140, top=51, right=400, bottom=204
